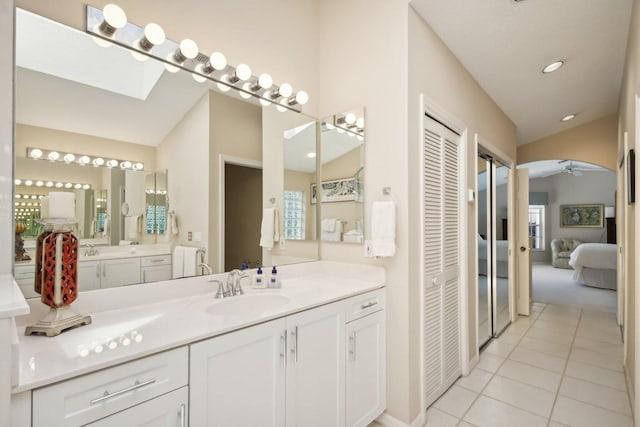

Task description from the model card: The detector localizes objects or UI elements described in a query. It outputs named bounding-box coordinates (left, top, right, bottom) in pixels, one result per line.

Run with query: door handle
left=520, top=246, right=526, bottom=252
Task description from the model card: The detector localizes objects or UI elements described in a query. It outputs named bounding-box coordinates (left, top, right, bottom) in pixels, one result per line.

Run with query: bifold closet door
left=422, top=115, right=461, bottom=409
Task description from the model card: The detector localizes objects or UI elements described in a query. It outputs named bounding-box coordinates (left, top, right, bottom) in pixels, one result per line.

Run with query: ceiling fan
left=561, top=161, right=583, bottom=176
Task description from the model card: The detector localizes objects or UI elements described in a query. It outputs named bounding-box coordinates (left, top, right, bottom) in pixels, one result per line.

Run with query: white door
left=516, top=168, right=531, bottom=315
left=346, top=310, right=386, bottom=427
left=286, top=303, right=345, bottom=427
left=101, top=258, right=141, bottom=288
left=86, top=387, right=188, bottom=427
left=189, top=318, right=286, bottom=427
left=422, top=114, right=461, bottom=408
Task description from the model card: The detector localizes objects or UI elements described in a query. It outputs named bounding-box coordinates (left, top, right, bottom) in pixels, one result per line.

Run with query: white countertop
left=12, top=261, right=385, bottom=392
left=0, top=275, right=29, bottom=319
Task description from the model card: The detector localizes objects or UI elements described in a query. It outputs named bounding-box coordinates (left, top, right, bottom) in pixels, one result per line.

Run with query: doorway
left=224, top=163, right=263, bottom=271
left=477, top=151, right=512, bottom=349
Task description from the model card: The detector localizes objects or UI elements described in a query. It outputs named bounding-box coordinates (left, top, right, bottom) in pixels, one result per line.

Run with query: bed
left=478, top=235, right=509, bottom=278
left=569, top=243, right=617, bottom=290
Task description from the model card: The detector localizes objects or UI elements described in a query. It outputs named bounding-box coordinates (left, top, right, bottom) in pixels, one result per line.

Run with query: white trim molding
left=376, top=411, right=426, bottom=427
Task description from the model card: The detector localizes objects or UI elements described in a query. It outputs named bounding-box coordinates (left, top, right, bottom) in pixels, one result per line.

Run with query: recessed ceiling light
left=306, top=152, right=316, bottom=158
left=542, top=60, right=565, bottom=74
left=561, top=114, right=576, bottom=122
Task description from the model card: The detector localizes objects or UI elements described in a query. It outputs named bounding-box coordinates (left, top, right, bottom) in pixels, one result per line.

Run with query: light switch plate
left=193, top=231, right=202, bottom=242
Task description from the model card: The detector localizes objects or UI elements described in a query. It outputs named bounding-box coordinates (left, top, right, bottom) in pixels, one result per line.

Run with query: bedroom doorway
left=477, top=150, right=512, bottom=349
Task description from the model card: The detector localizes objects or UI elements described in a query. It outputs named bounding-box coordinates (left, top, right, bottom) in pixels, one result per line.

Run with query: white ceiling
left=410, top=0, right=633, bottom=145
left=517, top=159, right=608, bottom=179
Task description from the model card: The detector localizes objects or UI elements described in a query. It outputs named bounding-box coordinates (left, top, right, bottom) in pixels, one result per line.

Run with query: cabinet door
left=286, top=302, right=346, bottom=427
left=101, top=258, right=141, bottom=288
left=86, top=386, right=188, bottom=427
left=78, top=260, right=101, bottom=291
left=346, top=310, right=386, bottom=427
left=141, top=265, right=172, bottom=283
left=190, top=318, right=286, bottom=427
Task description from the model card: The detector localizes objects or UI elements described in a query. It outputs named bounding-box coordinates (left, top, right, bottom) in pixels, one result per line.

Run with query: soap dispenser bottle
left=252, top=267, right=266, bottom=289
left=268, top=266, right=281, bottom=288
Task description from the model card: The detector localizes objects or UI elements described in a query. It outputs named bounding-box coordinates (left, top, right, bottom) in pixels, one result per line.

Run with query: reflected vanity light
left=15, top=178, right=91, bottom=190
left=27, top=147, right=143, bottom=171
left=333, top=112, right=365, bottom=137
left=86, top=4, right=309, bottom=112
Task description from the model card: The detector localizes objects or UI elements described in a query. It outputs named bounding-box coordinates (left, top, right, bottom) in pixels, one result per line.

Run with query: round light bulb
left=93, top=157, right=105, bottom=166
left=24, top=180, right=33, bottom=186
left=356, top=117, right=365, bottom=128
left=192, top=71, right=207, bottom=83
left=65, top=183, right=73, bottom=189
left=14, top=179, right=21, bottom=185
left=542, top=60, right=564, bottom=74
left=83, top=184, right=91, bottom=190
left=277, top=99, right=288, bottom=113
left=74, top=183, right=82, bottom=189
left=295, top=91, right=309, bottom=105
left=78, top=155, right=90, bottom=164
left=561, top=114, right=576, bottom=122
left=46, top=181, right=53, bottom=187
left=210, top=52, right=227, bottom=70
left=345, top=113, right=357, bottom=125
left=240, top=82, right=253, bottom=99
left=179, top=39, right=199, bottom=60
left=164, top=53, right=180, bottom=73
left=217, top=77, right=232, bottom=92
left=29, top=149, right=43, bottom=159
left=279, top=83, right=293, bottom=98
left=143, top=23, right=165, bottom=46
left=106, top=159, right=118, bottom=168
left=235, top=64, right=252, bottom=81
left=306, top=152, right=316, bottom=158
left=130, top=50, right=149, bottom=62
left=63, top=153, right=75, bottom=162
left=336, top=127, right=345, bottom=134
left=35, top=181, right=44, bottom=187
left=103, top=4, right=127, bottom=29
left=133, top=162, right=144, bottom=170
left=48, top=151, right=60, bottom=161
left=121, top=161, right=132, bottom=169
left=55, top=182, right=64, bottom=188
left=260, top=97, right=272, bottom=107
left=15, top=194, right=21, bottom=199
left=258, top=73, right=273, bottom=89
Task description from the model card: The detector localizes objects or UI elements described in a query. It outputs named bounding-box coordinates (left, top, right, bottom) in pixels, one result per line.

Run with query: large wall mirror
left=13, top=8, right=319, bottom=295
left=318, top=107, right=365, bottom=244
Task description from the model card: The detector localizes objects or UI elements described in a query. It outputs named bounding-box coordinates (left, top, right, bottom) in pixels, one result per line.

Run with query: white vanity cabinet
left=32, top=347, right=188, bottom=427
left=140, top=255, right=172, bottom=283
left=100, top=257, right=141, bottom=288
left=77, top=260, right=102, bottom=292
left=13, top=264, right=37, bottom=298
left=190, top=301, right=347, bottom=427
left=345, top=296, right=386, bottom=427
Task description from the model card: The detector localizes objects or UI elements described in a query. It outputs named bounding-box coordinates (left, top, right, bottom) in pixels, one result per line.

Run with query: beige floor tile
left=551, top=395, right=633, bottom=427
left=572, top=335, right=624, bottom=356
left=463, top=395, right=547, bottom=427
left=569, top=347, right=623, bottom=372
left=518, top=336, right=571, bottom=359
left=495, top=328, right=526, bottom=345
left=484, top=340, right=515, bottom=358
left=548, top=422, right=569, bottom=427
left=432, top=385, right=478, bottom=418
left=525, top=326, right=574, bottom=345
left=575, top=326, right=623, bottom=344
left=537, top=311, right=580, bottom=326
left=509, top=346, right=567, bottom=373
left=482, top=375, right=556, bottom=418
left=528, top=319, right=577, bottom=336
left=425, top=407, right=459, bottom=427
left=564, top=360, right=627, bottom=391
left=476, top=353, right=506, bottom=373
left=559, top=376, right=632, bottom=416
left=457, top=422, right=476, bottom=427
left=496, top=359, right=562, bottom=392
left=456, top=367, right=493, bottom=393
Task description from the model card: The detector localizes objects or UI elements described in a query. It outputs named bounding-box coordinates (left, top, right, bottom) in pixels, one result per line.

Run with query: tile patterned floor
left=426, top=302, right=632, bottom=427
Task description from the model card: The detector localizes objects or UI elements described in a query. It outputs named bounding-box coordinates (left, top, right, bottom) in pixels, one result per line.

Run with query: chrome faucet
left=84, top=244, right=99, bottom=256
left=198, top=263, right=213, bottom=275
left=226, top=269, right=249, bottom=297
left=210, top=279, right=227, bottom=299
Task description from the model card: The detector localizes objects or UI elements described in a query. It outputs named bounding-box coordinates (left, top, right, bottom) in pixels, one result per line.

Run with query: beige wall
left=157, top=93, right=210, bottom=257
left=518, top=114, right=618, bottom=169
left=618, top=0, right=639, bottom=403
left=408, top=9, right=518, bottom=422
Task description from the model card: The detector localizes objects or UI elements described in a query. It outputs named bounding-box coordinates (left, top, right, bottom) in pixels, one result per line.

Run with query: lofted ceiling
left=410, top=0, right=633, bottom=145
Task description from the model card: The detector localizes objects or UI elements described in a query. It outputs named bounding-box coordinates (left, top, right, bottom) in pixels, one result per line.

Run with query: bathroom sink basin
left=206, top=294, right=291, bottom=316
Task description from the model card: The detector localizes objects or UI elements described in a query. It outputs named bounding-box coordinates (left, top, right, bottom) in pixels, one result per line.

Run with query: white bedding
left=478, top=236, right=508, bottom=262
left=569, top=243, right=616, bottom=277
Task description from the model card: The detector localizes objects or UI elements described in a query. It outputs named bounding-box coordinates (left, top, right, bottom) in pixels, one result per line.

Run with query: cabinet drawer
left=32, top=347, right=188, bottom=427
left=345, top=288, right=385, bottom=322
left=13, top=266, right=34, bottom=279
left=140, top=254, right=172, bottom=267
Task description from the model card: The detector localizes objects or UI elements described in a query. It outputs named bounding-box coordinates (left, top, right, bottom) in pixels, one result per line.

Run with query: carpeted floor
left=532, top=263, right=617, bottom=312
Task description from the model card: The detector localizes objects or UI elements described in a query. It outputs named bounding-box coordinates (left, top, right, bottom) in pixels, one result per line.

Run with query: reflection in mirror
left=318, top=107, right=365, bottom=244
left=12, top=7, right=319, bottom=296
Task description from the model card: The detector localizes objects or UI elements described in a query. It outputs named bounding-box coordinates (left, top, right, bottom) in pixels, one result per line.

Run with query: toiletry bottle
left=252, top=267, right=265, bottom=289
left=269, top=266, right=281, bottom=288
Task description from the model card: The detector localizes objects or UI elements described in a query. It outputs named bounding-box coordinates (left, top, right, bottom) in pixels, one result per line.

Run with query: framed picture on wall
left=311, top=177, right=358, bottom=204
left=628, top=148, right=635, bottom=204
left=560, top=204, right=604, bottom=228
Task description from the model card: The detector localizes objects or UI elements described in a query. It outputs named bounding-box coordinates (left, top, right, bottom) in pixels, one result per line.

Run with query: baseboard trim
left=624, top=365, right=634, bottom=418
left=376, top=411, right=425, bottom=427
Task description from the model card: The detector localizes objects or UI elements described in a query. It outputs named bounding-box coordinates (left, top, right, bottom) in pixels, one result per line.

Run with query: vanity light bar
left=87, top=4, right=309, bottom=113
left=333, top=112, right=365, bottom=137
left=15, top=178, right=91, bottom=190
left=26, top=147, right=144, bottom=171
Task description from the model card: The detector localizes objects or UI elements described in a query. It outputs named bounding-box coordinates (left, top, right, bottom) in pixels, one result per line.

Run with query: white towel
left=172, top=246, right=185, bottom=279
left=321, top=221, right=343, bottom=241
left=183, top=247, right=199, bottom=277
left=102, top=215, right=110, bottom=237
left=260, top=208, right=280, bottom=250
left=125, top=215, right=139, bottom=239
left=371, top=201, right=396, bottom=257
left=322, top=218, right=337, bottom=232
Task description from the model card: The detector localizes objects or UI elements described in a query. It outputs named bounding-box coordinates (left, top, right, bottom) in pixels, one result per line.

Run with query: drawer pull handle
left=89, top=378, right=156, bottom=404
left=360, top=301, right=377, bottom=310
left=149, top=259, right=164, bottom=263
left=179, top=403, right=186, bottom=427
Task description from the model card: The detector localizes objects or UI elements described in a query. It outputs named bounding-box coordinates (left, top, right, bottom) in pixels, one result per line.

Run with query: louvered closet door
left=422, top=115, right=461, bottom=409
